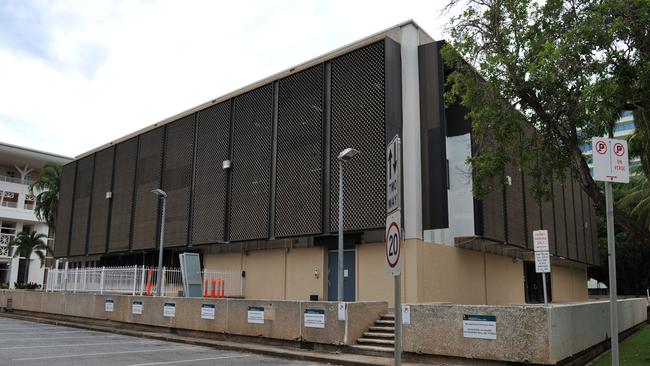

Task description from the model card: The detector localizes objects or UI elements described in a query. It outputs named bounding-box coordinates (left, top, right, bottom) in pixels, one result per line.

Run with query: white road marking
left=0, top=339, right=158, bottom=350
left=12, top=346, right=197, bottom=361
left=125, top=355, right=250, bottom=366
left=0, top=326, right=59, bottom=331
left=3, top=334, right=124, bottom=342
left=0, top=330, right=89, bottom=338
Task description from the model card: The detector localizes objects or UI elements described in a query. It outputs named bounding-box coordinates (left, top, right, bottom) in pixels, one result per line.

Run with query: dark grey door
left=327, top=250, right=355, bottom=301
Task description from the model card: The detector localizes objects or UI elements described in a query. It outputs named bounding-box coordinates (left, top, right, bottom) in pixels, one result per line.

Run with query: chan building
left=54, top=21, right=598, bottom=305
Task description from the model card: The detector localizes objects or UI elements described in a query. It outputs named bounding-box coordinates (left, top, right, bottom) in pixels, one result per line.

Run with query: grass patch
left=592, top=325, right=650, bottom=365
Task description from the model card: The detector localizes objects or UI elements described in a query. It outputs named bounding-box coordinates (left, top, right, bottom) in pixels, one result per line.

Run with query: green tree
left=28, top=162, right=62, bottom=230
left=9, top=231, right=53, bottom=270
left=443, top=0, right=650, bottom=244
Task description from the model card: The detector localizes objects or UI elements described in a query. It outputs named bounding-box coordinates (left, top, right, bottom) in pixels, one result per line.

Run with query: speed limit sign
left=385, top=210, right=402, bottom=276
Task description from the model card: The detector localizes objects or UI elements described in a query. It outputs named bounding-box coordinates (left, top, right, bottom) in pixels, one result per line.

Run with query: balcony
left=0, top=175, right=30, bottom=185
left=0, top=234, right=13, bottom=258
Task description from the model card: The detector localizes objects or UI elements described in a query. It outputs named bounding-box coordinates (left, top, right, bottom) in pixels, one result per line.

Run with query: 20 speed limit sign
left=385, top=210, right=402, bottom=276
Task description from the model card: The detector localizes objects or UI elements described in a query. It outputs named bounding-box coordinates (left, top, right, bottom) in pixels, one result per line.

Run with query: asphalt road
left=0, top=317, right=328, bottom=366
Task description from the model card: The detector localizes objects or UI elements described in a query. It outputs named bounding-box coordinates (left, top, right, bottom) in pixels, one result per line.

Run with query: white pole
left=132, top=265, right=137, bottom=296
left=100, top=266, right=105, bottom=295
left=605, top=182, right=619, bottom=366
left=394, top=275, right=402, bottom=366
left=156, top=196, right=167, bottom=296
left=161, top=267, right=166, bottom=297
left=140, top=265, right=145, bottom=296
left=542, top=274, right=548, bottom=305
left=337, top=161, right=345, bottom=302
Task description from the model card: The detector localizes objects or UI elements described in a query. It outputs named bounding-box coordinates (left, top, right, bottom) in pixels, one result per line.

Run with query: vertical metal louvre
left=131, top=128, right=164, bottom=250
left=552, top=180, right=568, bottom=258
left=108, top=138, right=138, bottom=252
left=162, top=115, right=194, bottom=247
left=329, top=41, right=386, bottom=231
left=582, top=190, right=593, bottom=264
left=589, top=199, right=600, bottom=265
left=564, top=175, right=578, bottom=261
left=191, top=102, right=231, bottom=245
left=481, top=182, right=506, bottom=242
left=54, top=162, right=76, bottom=257
left=275, top=64, right=324, bottom=237
left=87, top=147, right=114, bottom=254
left=540, top=185, right=557, bottom=255
left=573, top=178, right=586, bottom=262
left=523, top=174, right=542, bottom=248
left=229, top=84, right=274, bottom=241
left=505, top=165, right=526, bottom=247
left=68, top=155, right=94, bottom=256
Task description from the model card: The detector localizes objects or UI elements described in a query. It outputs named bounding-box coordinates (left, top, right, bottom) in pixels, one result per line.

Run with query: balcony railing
left=0, top=234, right=14, bottom=256
left=0, top=201, right=18, bottom=208
left=0, top=175, right=30, bottom=185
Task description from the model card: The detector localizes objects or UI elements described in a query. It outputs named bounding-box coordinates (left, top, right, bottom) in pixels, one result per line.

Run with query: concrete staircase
left=350, top=312, right=395, bottom=354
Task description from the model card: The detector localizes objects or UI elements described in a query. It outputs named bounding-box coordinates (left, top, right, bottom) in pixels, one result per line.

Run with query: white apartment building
left=0, top=142, right=72, bottom=288
left=582, top=111, right=639, bottom=174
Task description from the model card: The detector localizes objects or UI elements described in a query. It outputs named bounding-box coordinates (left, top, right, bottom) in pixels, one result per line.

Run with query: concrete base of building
left=202, top=239, right=589, bottom=306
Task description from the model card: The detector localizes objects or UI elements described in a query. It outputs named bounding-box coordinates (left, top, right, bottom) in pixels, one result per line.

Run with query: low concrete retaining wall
left=1, top=291, right=645, bottom=364
left=0, top=290, right=385, bottom=346
left=402, top=299, right=647, bottom=364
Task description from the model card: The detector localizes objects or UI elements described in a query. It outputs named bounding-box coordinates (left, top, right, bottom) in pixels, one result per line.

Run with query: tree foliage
left=443, top=0, right=650, bottom=244
left=28, top=162, right=61, bottom=230
left=9, top=231, right=52, bottom=268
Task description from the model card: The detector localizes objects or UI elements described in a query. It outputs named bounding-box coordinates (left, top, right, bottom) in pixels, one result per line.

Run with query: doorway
left=327, top=250, right=355, bottom=301
left=524, top=261, right=552, bottom=303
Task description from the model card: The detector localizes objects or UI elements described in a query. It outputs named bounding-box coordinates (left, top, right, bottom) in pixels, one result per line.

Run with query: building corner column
left=400, top=24, right=423, bottom=240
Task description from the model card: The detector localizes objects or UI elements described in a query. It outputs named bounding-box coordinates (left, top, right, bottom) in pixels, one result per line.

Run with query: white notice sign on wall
left=463, top=315, right=496, bottom=339
left=163, top=303, right=176, bottom=317
left=247, top=306, right=264, bottom=324
left=533, top=230, right=549, bottom=252
left=105, top=299, right=114, bottom=312
left=201, top=304, right=215, bottom=320
left=132, top=301, right=143, bottom=315
left=535, top=251, right=551, bottom=273
left=304, top=309, right=325, bottom=329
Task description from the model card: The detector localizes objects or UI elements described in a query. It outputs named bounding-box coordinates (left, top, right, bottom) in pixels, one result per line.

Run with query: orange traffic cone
left=146, top=268, right=153, bottom=296
left=220, top=279, right=225, bottom=298
left=211, top=279, right=216, bottom=298
left=203, top=279, right=208, bottom=298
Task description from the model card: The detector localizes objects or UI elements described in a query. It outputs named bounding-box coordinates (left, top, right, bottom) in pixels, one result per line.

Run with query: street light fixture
left=151, top=189, right=167, bottom=296
left=337, top=147, right=360, bottom=302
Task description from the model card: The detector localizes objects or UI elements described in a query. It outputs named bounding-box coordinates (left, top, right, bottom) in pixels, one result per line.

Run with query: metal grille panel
left=573, top=178, right=585, bottom=262
left=229, top=85, right=274, bottom=241
left=540, top=186, right=556, bottom=255
left=553, top=180, right=568, bottom=257
left=505, top=166, right=526, bottom=247
left=162, top=115, right=194, bottom=247
left=482, top=185, right=506, bottom=242
left=523, top=174, right=542, bottom=248
left=54, top=162, right=76, bottom=257
left=275, top=65, right=324, bottom=237
left=329, top=41, right=386, bottom=231
left=87, top=147, right=114, bottom=254
left=564, top=176, right=578, bottom=261
left=191, top=102, right=231, bottom=245
left=69, top=155, right=94, bottom=256
left=108, top=138, right=138, bottom=252
left=132, top=128, right=165, bottom=250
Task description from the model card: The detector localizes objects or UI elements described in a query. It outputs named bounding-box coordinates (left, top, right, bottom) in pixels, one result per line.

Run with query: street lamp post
left=337, top=148, right=360, bottom=302
left=151, top=189, right=167, bottom=296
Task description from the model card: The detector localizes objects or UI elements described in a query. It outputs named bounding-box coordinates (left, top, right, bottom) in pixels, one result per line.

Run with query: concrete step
left=368, top=326, right=395, bottom=332
left=375, top=319, right=395, bottom=325
left=358, top=338, right=395, bottom=345
left=363, top=331, right=394, bottom=338
left=348, top=344, right=395, bottom=353
left=380, top=313, right=395, bottom=320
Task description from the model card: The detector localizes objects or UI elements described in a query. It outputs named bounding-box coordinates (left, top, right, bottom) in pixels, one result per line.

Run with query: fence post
left=100, top=266, right=105, bottom=295
left=73, top=269, right=78, bottom=293
left=240, top=271, right=244, bottom=297
left=63, top=263, right=69, bottom=292
left=140, top=265, right=145, bottom=296
left=132, top=265, right=138, bottom=296
left=161, top=267, right=166, bottom=297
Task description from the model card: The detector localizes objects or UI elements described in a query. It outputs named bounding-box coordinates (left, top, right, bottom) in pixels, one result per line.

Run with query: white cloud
left=0, top=0, right=449, bottom=158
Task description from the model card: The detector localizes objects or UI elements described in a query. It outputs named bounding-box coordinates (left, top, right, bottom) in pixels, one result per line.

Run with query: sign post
left=385, top=135, right=402, bottom=366
left=592, top=137, right=629, bottom=366
left=533, top=230, right=550, bottom=305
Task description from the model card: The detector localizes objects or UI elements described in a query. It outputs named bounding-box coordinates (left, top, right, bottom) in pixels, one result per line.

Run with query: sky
left=0, top=0, right=451, bottom=158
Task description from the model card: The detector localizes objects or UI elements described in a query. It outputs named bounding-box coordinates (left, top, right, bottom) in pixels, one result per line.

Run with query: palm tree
left=619, top=173, right=650, bottom=230
left=9, top=231, right=53, bottom=269
left=29, top=162, right=62, bottom=230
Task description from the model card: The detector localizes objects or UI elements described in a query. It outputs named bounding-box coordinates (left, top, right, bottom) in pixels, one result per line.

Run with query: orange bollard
left=211, top=279, right=216, bottom=298
left=203, top=279, right=208, bottom=298
left=146, top=268, right=153, bottom=296
left=220, top=279, right=225, bottom=298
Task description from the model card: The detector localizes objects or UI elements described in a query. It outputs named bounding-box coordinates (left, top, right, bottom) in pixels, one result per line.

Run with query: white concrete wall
left=549, top=298, right=648, bottom=363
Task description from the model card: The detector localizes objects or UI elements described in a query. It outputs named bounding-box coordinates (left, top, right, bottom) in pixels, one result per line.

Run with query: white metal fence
left=46, top=266, right=244, bottom=298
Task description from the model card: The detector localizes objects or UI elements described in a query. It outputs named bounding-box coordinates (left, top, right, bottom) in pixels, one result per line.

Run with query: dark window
left=524, top=261, right=552, bottom=303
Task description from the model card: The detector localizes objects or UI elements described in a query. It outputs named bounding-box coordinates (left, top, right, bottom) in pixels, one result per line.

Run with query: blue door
left=327, top=250, right=355, bottom=301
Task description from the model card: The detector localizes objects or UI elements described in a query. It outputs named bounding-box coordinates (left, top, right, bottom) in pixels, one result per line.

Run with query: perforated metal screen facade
left=68, top=155, right=94, bottom=256
left=482, top=183, right=506, bottom=242
left=553, top=180, right=568, bottom=257
left=275, top=65, right=324, bottom=237
left=162, top=116, right=194, bottom=247
left=191, top=102, right=231, bottom=245
left=132, top=128, right=164, bottom=250
left=108, top=138, right=138, bottom=252
left=329, top=41, right=386, bottom=232
left=87, top=147, right=114, bottom=254
left=540, top=184, right=556, bottom=254
left=229, top=85, right=274, bottom=241
left=564, top=176, right=578, bottom=259
left=54, top=162, right=76, bottom=257
left=523, top=174, right=541, bottom=249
